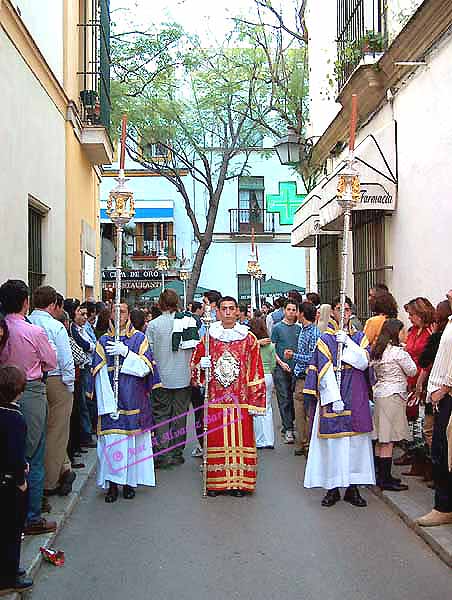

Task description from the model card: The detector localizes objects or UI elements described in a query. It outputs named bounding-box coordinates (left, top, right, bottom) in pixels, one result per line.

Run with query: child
left=371, top=319, right=417, bottom=491
left=248, top=318, right=275, bottom=449
left=0, top=365, right=33, bottom=594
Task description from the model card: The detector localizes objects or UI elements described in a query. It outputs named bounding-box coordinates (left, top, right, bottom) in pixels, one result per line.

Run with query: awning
left=260, top=277, right=305, bottom=295
left=291, top=177, right=325, bottom=247
left=100, top=200, right=174, bottom=223
left=319, top=121, right=397, bottom=231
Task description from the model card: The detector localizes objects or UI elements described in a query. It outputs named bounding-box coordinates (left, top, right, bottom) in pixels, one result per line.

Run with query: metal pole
left=202, top=305, right=212, bottom=497
left=183, top=279, right=187, bottom=310
left=250, top=274, right=256, bottom=313
left=161, top=271, right=165, bottom=289
left=110, top=223, right=123, bottom=420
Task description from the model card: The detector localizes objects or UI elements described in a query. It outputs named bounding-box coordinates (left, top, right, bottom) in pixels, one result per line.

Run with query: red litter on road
left=40, top=547, right=65, bottom=566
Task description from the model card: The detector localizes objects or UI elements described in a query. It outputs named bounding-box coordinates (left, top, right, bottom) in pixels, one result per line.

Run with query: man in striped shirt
left=417, top=304, right=452, bottom=527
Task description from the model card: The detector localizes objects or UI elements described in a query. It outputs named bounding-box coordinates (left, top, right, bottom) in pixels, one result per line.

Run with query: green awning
left=260, top=277, right=305, bottom=295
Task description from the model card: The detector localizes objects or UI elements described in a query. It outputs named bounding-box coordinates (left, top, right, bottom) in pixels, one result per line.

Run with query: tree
left=109, top=11, right=309, bottom=300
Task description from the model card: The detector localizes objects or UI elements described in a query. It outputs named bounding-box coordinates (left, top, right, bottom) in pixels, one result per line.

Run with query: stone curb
left=371, top=485, right=452, bottom=569
left=5, top=450, right=97, bottom=599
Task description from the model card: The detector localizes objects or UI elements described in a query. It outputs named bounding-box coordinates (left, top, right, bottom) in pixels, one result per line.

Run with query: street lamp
left=179, top=267, right=191, bottom=310
left=274, top=127, right=314, bottom=166
left=156, top=253, right=169, bottom=289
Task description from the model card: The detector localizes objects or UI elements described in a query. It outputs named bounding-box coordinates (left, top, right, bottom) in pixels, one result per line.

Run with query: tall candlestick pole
left=336, top=94, right=360, bottom=389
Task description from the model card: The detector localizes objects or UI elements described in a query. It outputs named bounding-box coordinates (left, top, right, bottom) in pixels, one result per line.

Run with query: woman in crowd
left=364, top=290, right=398, bottom=346
left=248, top=317, right=275, bottom=449
left=94, top=307, right=111, bottom=339
left=317, top=304, right=332, bottom=334
left=371, top=319, right=417, bottom=491
left=395, top=297, right=435, bottom=470
left=63, top=300, right=92, bottom=469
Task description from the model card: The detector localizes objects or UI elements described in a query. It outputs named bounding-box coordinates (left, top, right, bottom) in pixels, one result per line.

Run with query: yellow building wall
left=65, top=123, right=101, bottom=299
left=63, top=0, right=102, bottom=299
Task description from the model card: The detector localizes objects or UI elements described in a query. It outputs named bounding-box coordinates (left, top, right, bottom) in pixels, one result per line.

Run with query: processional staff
left=202, top=304, right=213, bottom=497
left=336, top=94, right=361, bottom=389
left=106, top=115, right=135, bottom=420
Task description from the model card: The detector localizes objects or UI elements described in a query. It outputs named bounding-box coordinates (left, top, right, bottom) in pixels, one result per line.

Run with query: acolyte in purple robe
left=92, top=322, right=161, bottom=436
left=304, top=320, right=373, bottom=438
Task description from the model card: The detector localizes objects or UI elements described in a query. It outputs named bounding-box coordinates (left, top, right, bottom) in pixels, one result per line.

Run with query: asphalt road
left=32, top=430, right=451, bottom=600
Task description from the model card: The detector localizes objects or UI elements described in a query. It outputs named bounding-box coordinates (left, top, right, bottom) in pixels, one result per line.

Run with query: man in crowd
left=303, top=296, right=375, bottom=508
left=266, top=296, right=285, bottom=336
left=284, top=302, right=320, bottom=456
left=0, top=280, right=57, bottom=534
left=417, top=288, right=452, bottom=527
left=271, top=299, right=300, bottom=444
left=238, top=305, right=249, bottom=326
left=94, top=302, right=160, bottom=502
left=147, top=289, right=199, bottom=468
left=191, top=296, right=265, bottom=497
left=29, top=286, right=76, bottom=497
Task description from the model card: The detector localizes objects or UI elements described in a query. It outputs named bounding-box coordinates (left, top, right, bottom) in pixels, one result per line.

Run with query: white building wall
left=16, top=0, right=64, bottom=86
left=0, top=29, right=66, bottom=291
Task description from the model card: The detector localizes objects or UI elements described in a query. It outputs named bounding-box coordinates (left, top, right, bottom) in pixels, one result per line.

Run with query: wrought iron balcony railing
left=336, top=0, right=387, bottom=90
left=78, top=0, right=111, bottom=129
left=229, top=208, right=275, bottom=235
left=124, top=235, right=177, bottom=259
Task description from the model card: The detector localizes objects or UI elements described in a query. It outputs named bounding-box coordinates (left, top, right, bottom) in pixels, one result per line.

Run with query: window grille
left=317, top=235, right=340, bottom=305
left=352, top=210, right=392, bottom=321
left=28, top=206, right=45, bottom=297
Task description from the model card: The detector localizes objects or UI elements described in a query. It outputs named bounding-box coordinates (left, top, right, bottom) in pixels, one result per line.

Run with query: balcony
left=124, top=235, right=177, bottom=260
left=229, top=209, right=275, bottom=236
left=336, top=0, right=387, bottom=91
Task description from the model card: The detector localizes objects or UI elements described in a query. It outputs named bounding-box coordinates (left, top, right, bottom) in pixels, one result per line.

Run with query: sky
left=111, top=0, right=285, bottom=43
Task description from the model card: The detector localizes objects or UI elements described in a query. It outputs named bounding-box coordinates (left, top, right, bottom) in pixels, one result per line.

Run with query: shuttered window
left=317, top=235, right=340, bottom=305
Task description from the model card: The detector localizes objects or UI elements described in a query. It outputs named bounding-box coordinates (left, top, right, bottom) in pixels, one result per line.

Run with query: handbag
left=69, top=336, right=89, bottom=367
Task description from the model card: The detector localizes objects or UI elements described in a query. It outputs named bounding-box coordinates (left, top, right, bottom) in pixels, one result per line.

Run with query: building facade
left=100, top=139, right=306, bottom=305
left=292, top=0, right=452, bottom=318
left=0, top=0, right=112, bottom=298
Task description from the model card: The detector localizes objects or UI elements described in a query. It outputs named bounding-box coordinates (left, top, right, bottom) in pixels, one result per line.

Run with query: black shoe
left=58, top=470, right=76, bottom=496
left=169, top=455, right=185, bottom=466
left=207, top=490, right=218, bottom=497
left=105, top=482, right=119, bottom=503
left=344, top=485, right=367, bottom=507
left=230, top=490, right=245, bottom=497
left=294, top=448, right=306, bottom=456
left=123, top=485, right=136, bottom=499
left=17, top=568, right=26, bottom=578
left=379, top=480, right=409, bottom=492
left=14, top=576, right=33, bottom=592
left=321, top=488, right=340, bottom=507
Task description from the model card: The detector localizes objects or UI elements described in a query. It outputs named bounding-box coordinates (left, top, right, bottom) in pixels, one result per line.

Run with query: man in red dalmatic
left=191, top=296, right=266, bottom=497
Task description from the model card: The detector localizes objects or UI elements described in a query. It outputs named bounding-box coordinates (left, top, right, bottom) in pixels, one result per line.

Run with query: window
left=141, top=141, right=170, bottom=162
left=352, top=210, right=391, bottom=320
left=28, top=205, right=45, bottom=296
left=317, top=235, right=340, bottom=305
left=238, top=176, right=265, bottom=232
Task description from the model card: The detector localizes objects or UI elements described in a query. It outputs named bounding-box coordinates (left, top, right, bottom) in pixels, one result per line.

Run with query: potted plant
left=359, top=30, right=385, bottom=54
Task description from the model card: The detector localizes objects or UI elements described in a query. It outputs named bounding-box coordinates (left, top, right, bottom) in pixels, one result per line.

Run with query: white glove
left=335, top=330, right=348, bottom=345
left=332, top=400, right=345, bottom=413
left=200, top=356, right=212, bottom=369
left=106, top=341, right=129, bottom=357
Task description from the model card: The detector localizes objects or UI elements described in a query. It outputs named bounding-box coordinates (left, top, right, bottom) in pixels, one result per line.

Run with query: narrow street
left=31, top=433, right=451, bottom=600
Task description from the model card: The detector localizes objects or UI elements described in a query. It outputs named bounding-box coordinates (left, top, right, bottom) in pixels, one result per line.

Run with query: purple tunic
left=92, top=322, right=161, bottom=436
left=304, top=321, right=372, bottom=438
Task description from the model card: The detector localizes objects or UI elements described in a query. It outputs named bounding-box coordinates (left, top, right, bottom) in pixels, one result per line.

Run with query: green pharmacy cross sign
left=266, top=181, right=306, bottom=226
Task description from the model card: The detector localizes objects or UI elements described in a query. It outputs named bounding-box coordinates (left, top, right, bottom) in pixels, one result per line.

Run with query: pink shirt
left=0, top=314, right=57, bottom=381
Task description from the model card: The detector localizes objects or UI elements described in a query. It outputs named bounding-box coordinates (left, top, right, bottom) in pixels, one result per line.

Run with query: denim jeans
left=27, top=428, right=46, bottom=523
left=79, top=366, right=93, bottom=441
left=273, top=365, right=295, bottom=433
left=19, top=380, right=48, bottom=524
